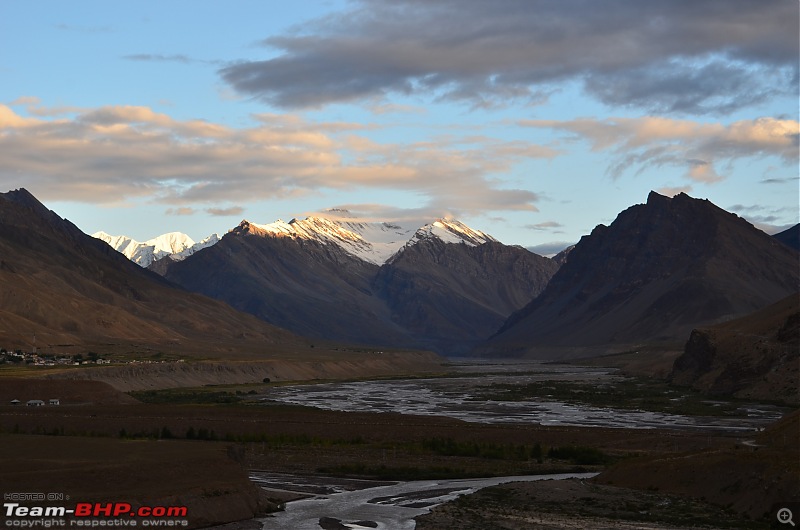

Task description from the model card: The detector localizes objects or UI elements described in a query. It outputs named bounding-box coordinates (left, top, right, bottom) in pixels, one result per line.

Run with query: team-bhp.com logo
left=4, top=501, right=189, bottom=527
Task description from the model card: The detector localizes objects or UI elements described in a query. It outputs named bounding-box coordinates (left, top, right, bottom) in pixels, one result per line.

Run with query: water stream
left=261, top=361, right=784, bottom=431
left=254, top=471, right=598, bottom=530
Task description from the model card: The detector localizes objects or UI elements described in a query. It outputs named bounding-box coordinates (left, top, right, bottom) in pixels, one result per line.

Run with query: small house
left=10, top=399, right=20, bottom=406
left=26, top=399, right=45, bottom=407
left=49, top=399, right=60, bottom=405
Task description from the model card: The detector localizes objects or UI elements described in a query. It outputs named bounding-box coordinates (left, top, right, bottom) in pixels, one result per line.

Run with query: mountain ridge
left=94, top=231, right=220, bottom=268
left=0, top=188, right=305, bottom=356
left=482, top=191, right=799, bottom=357
left=159, top=215, right=556, bottom=354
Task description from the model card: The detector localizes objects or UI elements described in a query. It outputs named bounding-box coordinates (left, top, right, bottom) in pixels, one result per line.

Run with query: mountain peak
left=94, top=230, right=215, bottom=267
left=1, top=188, right=59, bottom=221
left=247, top=214, right=496, bottom=265
left=486, top=191, right=799, bottom=353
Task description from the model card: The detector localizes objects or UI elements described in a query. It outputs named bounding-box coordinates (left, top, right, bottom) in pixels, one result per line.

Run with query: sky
left=1, top=0, right=798, bottom=255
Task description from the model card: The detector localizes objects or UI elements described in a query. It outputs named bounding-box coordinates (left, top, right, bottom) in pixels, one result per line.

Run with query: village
left=0, top=348, right=113, bottom=367
left=0, top=348, right=185, bottom=368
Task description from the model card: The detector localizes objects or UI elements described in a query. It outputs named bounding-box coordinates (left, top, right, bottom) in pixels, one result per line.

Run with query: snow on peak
left=93, top=231, right=218, bottom=267
left=248, top=214, right=497, bottom=265
left=412, top=219, right=497, bottom=247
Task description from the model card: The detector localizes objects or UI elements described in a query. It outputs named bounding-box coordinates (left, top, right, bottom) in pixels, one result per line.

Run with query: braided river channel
left=253, top=361, right=786, bottom=529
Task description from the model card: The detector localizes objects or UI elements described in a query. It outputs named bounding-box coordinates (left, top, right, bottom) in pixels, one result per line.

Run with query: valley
left=3, top=2, right=798, bottom=529
left=1, top=361, right=795, bottom=529
left=0, top=188, right=797, bottom=529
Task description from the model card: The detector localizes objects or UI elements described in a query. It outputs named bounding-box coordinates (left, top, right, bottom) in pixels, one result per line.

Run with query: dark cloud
left=219, top=0, right=798, bottom=114
left=761, top=176, right=800, bottom=184
left=584, top=58, right=795, bottom=115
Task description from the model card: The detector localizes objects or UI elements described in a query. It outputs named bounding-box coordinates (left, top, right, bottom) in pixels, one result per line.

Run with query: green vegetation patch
left=421, top=437, right=545, bottom=462
left=130, top=388, right=243, bottom=404
left=472, top=376, right=779, bottom=417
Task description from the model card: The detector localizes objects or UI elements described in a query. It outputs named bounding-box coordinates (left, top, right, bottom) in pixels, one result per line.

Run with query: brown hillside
left=0, top=188, right=304, bottom=357
left=671, top=293, right=800, bottom=404
left=483, top=191, right=799, bottom=357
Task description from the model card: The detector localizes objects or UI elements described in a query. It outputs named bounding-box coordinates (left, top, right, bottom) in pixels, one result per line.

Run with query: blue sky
left=1, top=0, right=797, bottom=254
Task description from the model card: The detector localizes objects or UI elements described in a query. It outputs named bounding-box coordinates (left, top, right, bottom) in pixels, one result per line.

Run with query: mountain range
left=8, top=187, right=797, bottom=363
left=484, top=191, right=799, bottom=357
left=151, top=215, right=557, bottom=354
left=93, top=231, right=220, bottom=268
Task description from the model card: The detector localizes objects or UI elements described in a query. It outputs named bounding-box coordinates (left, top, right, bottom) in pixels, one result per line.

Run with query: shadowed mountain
left=482, top=192, right=799, bottom=357
left=160, top=221, right=410, bottom=347
left=670, top=294, right=799, bottom=405
left=373, top=239, right=557, bottom=353
left=0, top=188, right=302, bottom=356
left=773, top=223, right=800, bottom=251
left=159, top=218, right=557, bottom=354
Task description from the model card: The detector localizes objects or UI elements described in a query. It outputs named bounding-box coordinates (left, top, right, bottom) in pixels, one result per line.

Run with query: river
left=253, top=471, right=598, bottom=530
left=251, top=361, right=785, bottom=528
left=260, top=361, right=784, bottom=431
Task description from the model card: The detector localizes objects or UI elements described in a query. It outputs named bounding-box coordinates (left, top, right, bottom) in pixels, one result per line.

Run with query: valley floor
left=0, top=362, right=796, bottom=529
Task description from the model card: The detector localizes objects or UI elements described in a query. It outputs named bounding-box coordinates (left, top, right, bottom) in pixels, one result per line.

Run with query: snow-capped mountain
left=250, top=213, right=496, bottom=265
left=156, top=211, right=558, bottom=354
left=93, top=231, right=219, bottom=267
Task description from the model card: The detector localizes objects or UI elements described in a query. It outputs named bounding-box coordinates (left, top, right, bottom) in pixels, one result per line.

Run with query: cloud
left=521, top=116, right=799, bottom=183
left=584, top=56, right=795, bottom=115
left=123, top=53, right=193, bottom=64
left=657, top=185, right=693, bottom=197
left=166, top=207, right=196, bottom=216
left=524, top=221, right=563, bottom=231
left=726, top=203, right=799, bottom=234
left=218, top=0, right=798, bottom=114
left=55, top=23, right=111, bottom=34
left=8, top=96, right=84, bottom=117
left=122, top=54, right=222, bottom=66
left=527, top=241, right=575, bottom=257
left=0, top=103, right=552, bottom=216
left=761, top=176, right=800, bottom=184
left=206, top=206, right=245, bottom=216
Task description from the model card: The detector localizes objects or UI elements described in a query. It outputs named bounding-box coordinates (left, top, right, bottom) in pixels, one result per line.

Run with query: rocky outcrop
left=670, top=294, right=799, bottom=404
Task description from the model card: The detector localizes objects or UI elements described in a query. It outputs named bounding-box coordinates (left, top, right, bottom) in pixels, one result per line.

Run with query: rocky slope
left=374, top=239, right=557, bottom=352
left=483, top=191, right=799, bottom=357
left=0, top=188, right=304, bottom=356
left=670, top=293, right=799, bottom=404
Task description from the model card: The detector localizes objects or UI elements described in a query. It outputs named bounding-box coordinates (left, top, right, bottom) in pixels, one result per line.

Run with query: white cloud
left=520, top=116, right=799, bottom=183
left=0, top=103, right=554, bottom=216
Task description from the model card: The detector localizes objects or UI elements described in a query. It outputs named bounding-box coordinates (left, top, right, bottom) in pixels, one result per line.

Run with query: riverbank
left=39, top=350, right=445, bottom=391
